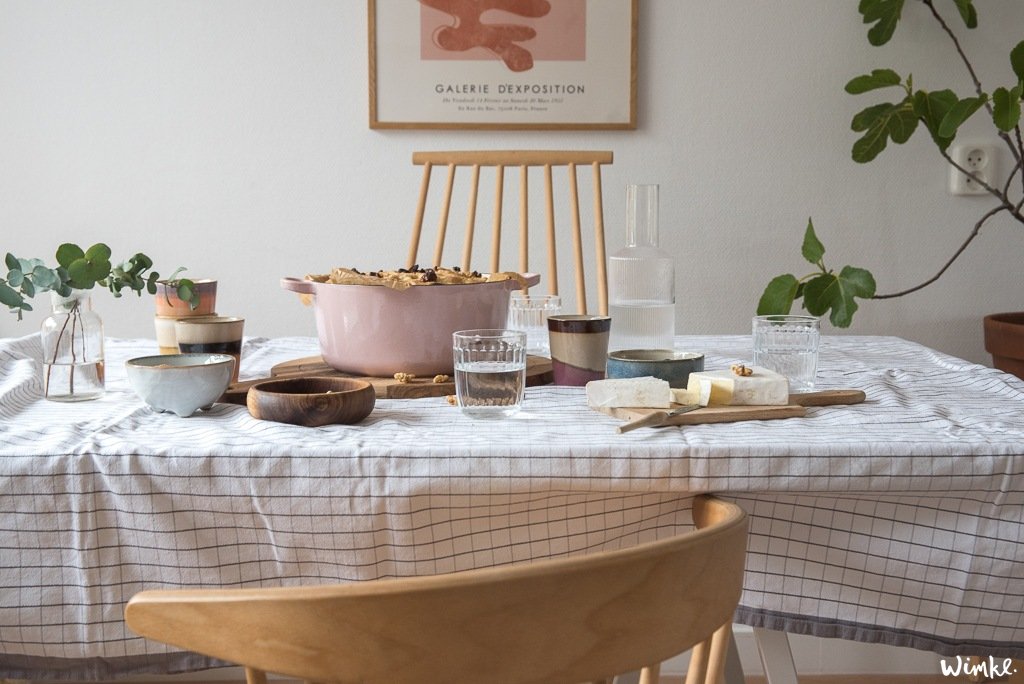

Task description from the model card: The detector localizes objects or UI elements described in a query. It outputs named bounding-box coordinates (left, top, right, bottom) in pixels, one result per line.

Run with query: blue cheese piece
left=678, top=366, right=789, bottom=406
left=586, top=376, right=672, bottom=408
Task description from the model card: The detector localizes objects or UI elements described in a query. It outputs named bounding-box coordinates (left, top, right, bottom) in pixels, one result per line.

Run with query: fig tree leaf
left=845, top=69, right=902, bottom=94
left=56, top=243, right=85, bottom=269
left=852, top=117, right=890, bottom=163
left=993, top=85, right=1022, bottom=132
left=802, top=274, right=835, bottom=317
left=852, top=103, right=896, bottom=132
left=914, top=89, right=958, bottom=150
left=859, top=0, right=904, bottom=46
left=757, top=274, right=799, bottom=316
left=840, top=266, right=877, bottom=299
left=938, top=95, right=986, bottom=139
left=801, top=218, right=825, bottom=264
left=887, top=100, right=919, bottom=143
left=797, top=267, right=877, bottom=328
left=1012, top=41, right=1024, bottom=81
left=952, top=0, right=977, bottom=29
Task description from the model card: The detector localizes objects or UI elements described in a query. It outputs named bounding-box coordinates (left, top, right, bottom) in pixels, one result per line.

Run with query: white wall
left=2, top=1, right=1022, bottom=366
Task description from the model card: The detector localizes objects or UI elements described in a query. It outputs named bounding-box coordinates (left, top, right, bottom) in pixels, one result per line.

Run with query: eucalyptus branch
left=873, top=205, right=1007, bottom=299
left=1, top=243, right=199, bottom=318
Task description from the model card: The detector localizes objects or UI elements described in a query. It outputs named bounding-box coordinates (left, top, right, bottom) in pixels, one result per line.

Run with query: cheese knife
left=616, top=404, right=701, bottom=434
left=614, top=388, right=867, bottom=433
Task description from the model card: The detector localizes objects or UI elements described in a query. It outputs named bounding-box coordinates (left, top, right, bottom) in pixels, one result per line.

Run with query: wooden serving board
left=596, top=389, right=866, bottom=428
left=221, top=355, right=553, bottom=404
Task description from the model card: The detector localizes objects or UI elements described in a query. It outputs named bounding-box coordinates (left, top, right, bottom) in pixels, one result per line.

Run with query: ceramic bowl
left=125, top=353, right=235, bottom=417
left=246, top=377, right=376, bottom=427
left=605, top=349, right=705, bottom=388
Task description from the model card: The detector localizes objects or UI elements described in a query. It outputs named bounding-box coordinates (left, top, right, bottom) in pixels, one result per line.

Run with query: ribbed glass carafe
left=608, top=184, right=675, bottom=351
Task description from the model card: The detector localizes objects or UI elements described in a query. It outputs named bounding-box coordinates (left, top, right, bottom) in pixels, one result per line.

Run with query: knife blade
left=616, top=404, right=701, bottom=434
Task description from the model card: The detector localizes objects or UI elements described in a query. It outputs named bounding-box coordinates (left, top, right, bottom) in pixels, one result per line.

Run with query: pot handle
left=280, top=277, right=316, bottom=296
left=514, top=272, right=542, bottom=289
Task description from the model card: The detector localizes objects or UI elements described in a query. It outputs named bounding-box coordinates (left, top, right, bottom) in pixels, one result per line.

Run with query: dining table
left=1, top=332, right=1022, bottom=681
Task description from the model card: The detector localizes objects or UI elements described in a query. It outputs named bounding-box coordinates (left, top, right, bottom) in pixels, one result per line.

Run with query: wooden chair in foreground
left=408, top=150, right=613, bottom=315
left=124, top=495, right=748, bottom=684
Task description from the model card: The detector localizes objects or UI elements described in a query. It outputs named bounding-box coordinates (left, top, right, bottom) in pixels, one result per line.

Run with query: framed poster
left=369, top=0, right=637, bottom=130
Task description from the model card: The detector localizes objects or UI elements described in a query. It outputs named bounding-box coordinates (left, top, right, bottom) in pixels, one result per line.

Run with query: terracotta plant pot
left=983, top=312, right=1024, bottom=381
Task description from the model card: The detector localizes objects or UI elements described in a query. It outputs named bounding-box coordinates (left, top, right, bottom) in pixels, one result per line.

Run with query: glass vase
left=40, top=290, right=106, bottom=402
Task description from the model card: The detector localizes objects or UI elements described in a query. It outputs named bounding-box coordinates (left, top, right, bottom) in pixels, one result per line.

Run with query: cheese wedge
left=586, top=376, right=672, bottom=408
left=674, top=366, right=789, bottom=406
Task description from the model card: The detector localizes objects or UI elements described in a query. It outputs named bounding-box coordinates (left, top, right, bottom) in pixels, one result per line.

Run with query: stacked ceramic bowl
left=153, top=279, right=218, bottom=354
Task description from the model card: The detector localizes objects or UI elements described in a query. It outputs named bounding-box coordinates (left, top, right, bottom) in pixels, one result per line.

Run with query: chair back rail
left=126, top=495, right=746, bottom=684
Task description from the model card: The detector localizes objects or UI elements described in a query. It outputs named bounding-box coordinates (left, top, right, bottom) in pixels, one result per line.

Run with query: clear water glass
left=752, top=315, right=820, bottom=392
left=506, top=292, right=561, bottom=356
left=453, top=329, right=527, bottom=418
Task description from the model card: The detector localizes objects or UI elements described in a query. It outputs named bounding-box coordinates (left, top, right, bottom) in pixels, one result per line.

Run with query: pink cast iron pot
left=281, top=273, right=539, bottom=377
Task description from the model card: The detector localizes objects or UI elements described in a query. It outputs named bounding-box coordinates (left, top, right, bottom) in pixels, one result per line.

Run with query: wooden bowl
left=246, top=377, right=375, bottom=427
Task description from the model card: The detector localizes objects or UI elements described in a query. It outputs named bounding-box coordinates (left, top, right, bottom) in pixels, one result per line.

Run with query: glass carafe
left=40, top=290, right=105, bottom=401
left=608, top=184, right=676, bottom=351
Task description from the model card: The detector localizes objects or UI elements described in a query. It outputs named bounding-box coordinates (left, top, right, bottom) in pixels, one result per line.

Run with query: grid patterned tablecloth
left=1, top=333, right=1022, bottom=679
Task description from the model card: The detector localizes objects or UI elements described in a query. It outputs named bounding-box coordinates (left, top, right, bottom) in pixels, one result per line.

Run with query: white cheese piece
left=670, top=386, right=701, bottom=405
left=586, top=376, right=672, bottom=408
left=683, top=366, right=789, bottom=406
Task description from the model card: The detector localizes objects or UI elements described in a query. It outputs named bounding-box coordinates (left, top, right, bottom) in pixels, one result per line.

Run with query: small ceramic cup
left=174, top=316, right=245, bottom=383
left=547, top=314, right=612, bottom=386
left=154, top=279, right=217, bottom=317
left=605, top=350, right=705, bottom=388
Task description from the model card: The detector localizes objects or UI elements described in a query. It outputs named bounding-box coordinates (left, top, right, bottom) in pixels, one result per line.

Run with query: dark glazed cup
left=547, top=315, right=612, bottom=386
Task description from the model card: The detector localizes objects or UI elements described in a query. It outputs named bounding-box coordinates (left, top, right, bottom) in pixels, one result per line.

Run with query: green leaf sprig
left=758, top=219, right=876, bottom=328
left=0, top=243, right=199, bottom=320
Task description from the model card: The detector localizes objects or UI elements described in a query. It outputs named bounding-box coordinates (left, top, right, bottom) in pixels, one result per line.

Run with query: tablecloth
left=1, top=333, right=1022, bottom=679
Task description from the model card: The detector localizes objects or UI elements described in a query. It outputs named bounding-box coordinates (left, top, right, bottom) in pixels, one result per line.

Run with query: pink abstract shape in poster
left=420, top=0, right=586, bottom=73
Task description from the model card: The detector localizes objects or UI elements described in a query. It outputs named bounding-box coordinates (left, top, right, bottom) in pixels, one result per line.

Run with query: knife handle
left=617, top=411, right=670, bottom=434
left=789, top=389, right=866, bottom=406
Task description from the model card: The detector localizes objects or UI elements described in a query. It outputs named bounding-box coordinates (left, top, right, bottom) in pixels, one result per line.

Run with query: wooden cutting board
left=220, top=355, right=554, bottom=403
left=596, top=389, right=866, bottom=429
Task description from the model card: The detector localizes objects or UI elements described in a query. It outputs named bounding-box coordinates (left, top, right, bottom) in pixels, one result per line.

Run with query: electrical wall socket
left=948, top=143, right=999, bottom=195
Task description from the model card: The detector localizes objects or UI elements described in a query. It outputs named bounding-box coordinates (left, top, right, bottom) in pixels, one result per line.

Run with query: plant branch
left=921, top=0, right=1023, bottom=166
left=873, top=205, right=1007, bottom=299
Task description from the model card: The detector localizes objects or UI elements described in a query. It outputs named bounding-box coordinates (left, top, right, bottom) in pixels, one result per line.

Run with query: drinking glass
left=752, top=315, right=820, bottom=392
left=506, top=292, right=561, bottom=356
left=452, top=329, right=527, bottom=418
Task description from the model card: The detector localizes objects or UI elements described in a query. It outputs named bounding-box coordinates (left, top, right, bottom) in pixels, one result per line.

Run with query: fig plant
left=759, top=0, right=1024, bottom=327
